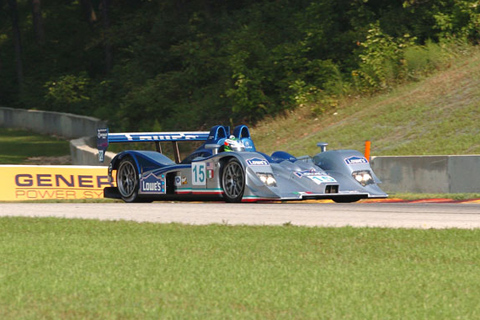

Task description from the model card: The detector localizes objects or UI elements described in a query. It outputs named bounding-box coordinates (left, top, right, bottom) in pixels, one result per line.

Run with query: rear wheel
left=117, top=157, right=140, bottom=202
left=221, top=158, right=245, bottom=203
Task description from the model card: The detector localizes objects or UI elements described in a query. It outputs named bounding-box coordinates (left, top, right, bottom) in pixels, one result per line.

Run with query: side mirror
left=317, top=142, right=328, bottom=152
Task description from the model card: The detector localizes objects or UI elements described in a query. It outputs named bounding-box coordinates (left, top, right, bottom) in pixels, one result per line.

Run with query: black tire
left=332, top=196, right=362, bottom=203
left=116, top=157, right=140, bottom=203
left=221, top=158, right=245, bottom=203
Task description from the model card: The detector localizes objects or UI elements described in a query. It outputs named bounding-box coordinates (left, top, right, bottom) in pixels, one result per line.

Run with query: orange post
left=365, top=140, right=371, bottom=162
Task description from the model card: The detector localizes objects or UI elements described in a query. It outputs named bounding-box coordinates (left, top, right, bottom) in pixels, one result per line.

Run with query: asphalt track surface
left=1, top=201, right=480, bottom=229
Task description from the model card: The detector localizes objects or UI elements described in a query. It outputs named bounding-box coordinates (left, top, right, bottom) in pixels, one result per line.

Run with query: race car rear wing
left=97, top=128, right=210, bottom=163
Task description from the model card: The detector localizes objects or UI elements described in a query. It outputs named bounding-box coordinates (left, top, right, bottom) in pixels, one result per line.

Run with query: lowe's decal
left=141, top=173, right=165, bottom=194
left=124, top=133, right=205, bottom=141
left=344, top=156, right=368, bottom=165
left=246, top=158, right=269, bottom=166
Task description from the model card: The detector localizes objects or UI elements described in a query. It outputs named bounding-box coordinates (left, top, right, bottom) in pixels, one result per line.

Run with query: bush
left=43, top=73, right=91, bottom=114
left=353, top=22, right=416, bottom=91
left=404, top=41, right=447, bottom=79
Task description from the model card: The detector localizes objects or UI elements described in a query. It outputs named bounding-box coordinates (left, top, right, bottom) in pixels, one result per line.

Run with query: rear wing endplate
left=97, top=128, right=210, bottom=162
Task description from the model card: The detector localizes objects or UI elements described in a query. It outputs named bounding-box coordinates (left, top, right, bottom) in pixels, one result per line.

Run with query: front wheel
left=116, top=157, right=140, bottom=202
left=221, top=158, right=245, bottom=203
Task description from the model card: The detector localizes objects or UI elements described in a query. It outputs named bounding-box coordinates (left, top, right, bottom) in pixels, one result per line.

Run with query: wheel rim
left=117, top=161, right=137, bottom=198
left=222, top=161, right=244, bottom=199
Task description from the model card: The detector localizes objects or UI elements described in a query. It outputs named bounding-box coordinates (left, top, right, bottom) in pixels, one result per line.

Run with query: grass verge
left=387, top=193, right=480, bottom=201
left=0, top=128, right=70, bottom=164
left=1, top=217, right=479, bottom=319
left=252, top=48, right=480, bottom=157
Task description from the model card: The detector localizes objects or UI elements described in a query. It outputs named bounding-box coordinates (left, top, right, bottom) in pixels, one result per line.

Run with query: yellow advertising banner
left=0, top=165, right=115, bottom=201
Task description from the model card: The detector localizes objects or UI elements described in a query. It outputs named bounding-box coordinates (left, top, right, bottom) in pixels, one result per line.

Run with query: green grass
left=0, top=128, right=70, bottom=164
left=1, top=217, right=480, bottom=319
left=252, top=47, right=480, bottom=157
left=389, top=193, right=480, bottom=201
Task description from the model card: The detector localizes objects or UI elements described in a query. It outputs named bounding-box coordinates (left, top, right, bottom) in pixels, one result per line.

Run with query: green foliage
left=1, top=0, right=479, bottom=130
left=225, top=29, right=273, bottom=121
left=404, top=40, right=447, bottom=79
left=44, top=73, right=91, bottom=113
left=354, top=22, right=416, bottom=91
left=433, top=0, right=480, bottom=41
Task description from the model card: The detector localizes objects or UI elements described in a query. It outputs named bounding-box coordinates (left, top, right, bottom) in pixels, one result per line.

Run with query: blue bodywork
left=100, top=124, right=388, bottom=202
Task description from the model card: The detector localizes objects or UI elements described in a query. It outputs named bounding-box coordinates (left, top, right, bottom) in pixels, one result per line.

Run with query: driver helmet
left=224, top=135, right=245, bottom=152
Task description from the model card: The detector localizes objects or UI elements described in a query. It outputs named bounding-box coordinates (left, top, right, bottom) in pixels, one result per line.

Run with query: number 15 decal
left=308, top=175, right=337, bottom=185
left=192, top=162, right=206, bottom=185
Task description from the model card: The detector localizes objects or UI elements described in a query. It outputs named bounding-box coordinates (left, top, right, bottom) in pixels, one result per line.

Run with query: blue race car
left=97, top=125, right=387, bottom=203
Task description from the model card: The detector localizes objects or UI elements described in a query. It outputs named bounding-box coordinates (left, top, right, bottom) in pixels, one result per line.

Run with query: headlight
left=352, top=170, right=374, bottom=187
left=256, top=173, right=277, bottom=187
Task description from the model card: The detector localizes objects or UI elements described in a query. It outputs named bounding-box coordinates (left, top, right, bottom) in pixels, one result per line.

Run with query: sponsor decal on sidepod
left=344, top=156, right=368, bottom=165
left=140, top=173, right=165, bottom=194
left=246, top=158, right=269, bottom=166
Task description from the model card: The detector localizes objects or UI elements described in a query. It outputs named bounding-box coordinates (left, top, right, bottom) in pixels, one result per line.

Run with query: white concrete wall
left=371, top=155, right=480, bottom=193
left=0, top=107, right=106, bottom=139
left=0, top=107, right=110, bottom=166
left=70, top=137, right=116, bottom=166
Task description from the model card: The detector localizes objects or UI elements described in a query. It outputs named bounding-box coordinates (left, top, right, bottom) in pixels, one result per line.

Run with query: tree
left=79, top=0, right=97, bottom=28
left=31, top=0, right=45, bottom=45
left=101, top=0, right=112, bottom=73
left=7, top=0, right=23, bottom=91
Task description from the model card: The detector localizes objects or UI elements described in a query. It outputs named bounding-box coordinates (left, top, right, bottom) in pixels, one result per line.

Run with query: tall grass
left=1, top=217, right=480, bottom=319
left=404, top=41, right=445, bottom=78
left=404, top=39, right=474, bottom=80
